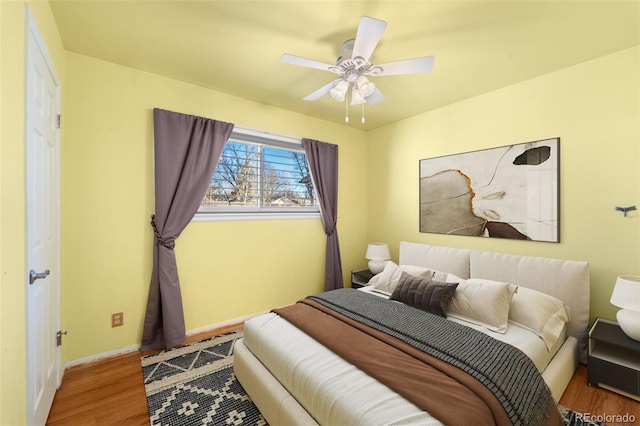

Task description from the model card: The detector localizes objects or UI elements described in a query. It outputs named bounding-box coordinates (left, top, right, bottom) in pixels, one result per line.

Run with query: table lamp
left=610, top=275, right=640, bottom=341
left=365, top=243, right=390, bottom=274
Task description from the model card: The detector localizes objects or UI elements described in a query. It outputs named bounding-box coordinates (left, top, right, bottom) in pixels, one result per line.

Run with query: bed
left=233, top=242, right=590, bottom=425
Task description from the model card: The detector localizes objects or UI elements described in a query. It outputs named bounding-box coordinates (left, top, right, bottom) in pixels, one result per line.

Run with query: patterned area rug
left=141, top=330, right=267, bottom=426
left=141, top=329, right=603, bottom=426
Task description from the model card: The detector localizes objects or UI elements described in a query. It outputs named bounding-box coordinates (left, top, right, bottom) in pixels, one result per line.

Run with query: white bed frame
left=234, top=242, right=590, bottom=425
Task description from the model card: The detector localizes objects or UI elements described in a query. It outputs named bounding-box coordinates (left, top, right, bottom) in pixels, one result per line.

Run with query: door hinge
left=56, top=330, right=67, bottom=346
left=56, top=114, right=61, bottom=129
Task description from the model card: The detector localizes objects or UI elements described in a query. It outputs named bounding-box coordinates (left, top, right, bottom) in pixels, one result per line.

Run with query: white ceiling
left=49, top=1, right=640, bottom=130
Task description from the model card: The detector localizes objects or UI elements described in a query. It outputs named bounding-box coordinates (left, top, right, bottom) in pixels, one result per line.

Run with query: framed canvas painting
left=419, top=138, right=559, bottom=242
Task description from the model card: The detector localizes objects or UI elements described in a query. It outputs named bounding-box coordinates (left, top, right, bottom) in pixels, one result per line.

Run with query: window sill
left=192, top=212, right=321, bottom=222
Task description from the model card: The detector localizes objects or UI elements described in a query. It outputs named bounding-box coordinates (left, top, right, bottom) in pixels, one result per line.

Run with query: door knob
left=29, top=269, right=50, bottom=285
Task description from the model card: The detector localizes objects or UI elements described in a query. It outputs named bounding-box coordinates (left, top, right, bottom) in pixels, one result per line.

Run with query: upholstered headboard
left=399, top=241, right=590, bottom=363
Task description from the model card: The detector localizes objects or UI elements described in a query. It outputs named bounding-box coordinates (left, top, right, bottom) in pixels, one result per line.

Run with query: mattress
left=242, top=306, right=564, bottom=426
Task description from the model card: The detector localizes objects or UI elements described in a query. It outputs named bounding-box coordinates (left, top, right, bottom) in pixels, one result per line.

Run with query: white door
left=26, top=8, right=62, bottom=426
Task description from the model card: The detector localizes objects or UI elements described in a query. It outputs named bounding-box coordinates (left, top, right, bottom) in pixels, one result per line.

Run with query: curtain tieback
left=150, top=214, right=175, bottom=249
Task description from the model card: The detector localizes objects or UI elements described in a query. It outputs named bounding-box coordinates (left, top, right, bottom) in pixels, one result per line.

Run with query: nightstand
left=588, top=318, right=640, bottom=400
left=351, top=268, right=375, bottom=289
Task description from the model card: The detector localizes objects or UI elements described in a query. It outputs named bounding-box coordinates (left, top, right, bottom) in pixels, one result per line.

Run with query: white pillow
left=445, top=278, right=517, bottom=334
left=368, top=261, right=397, bottom=286
left=371, top=262, right=434, bottom=295
left=509, top=286, right=571, bottom=350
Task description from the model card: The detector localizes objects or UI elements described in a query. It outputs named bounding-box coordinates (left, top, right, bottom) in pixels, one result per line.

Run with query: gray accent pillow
left=390, top=272, right=459, bottom=317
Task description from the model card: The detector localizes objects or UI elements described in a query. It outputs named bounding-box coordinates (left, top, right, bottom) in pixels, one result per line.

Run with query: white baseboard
left=64, top=342, right=142, bottom=369
left=62, top=312, right=264, bottom=370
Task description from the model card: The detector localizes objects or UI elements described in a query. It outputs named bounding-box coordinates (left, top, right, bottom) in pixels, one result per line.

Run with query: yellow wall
left=0, top=1, right=65, bottom=424
left=367, top=46, right=640, bottom=323
left=61, top=52, right=368, bottom=362
left=2, top=2, right=638, bottom=423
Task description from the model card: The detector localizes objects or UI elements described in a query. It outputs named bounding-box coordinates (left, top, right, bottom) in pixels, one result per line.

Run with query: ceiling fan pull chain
left=345, top=93, right=350, bottom=123
left=361, top=103, right=365, bottom=124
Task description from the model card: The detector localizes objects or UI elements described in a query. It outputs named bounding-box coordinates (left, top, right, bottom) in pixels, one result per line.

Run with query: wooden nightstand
left=351, top=268, right=375, bottom=289
left=588, top=318, right=640, bottom=400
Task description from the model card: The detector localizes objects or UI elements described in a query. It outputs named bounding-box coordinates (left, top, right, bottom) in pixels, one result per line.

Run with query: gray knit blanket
left=309, top=289, right=558, bottom=426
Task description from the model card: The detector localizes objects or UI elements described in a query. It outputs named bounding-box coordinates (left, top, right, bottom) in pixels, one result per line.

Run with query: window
left=195, top=127, right=320, bottom=221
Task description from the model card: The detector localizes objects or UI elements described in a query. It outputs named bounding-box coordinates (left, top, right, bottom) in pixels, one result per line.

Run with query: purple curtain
left=302, top=138, right=343, bottom=291
left=141, top=109, right=234, bottom=351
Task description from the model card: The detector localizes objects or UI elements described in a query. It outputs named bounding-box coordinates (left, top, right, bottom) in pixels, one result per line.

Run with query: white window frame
left=193, top=126, right=321, bottom=222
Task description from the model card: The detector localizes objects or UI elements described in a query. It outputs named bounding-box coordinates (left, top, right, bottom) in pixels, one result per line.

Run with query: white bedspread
left=244, top=312, right=441, bottom=426
left=242, top=304, right=564, bottom=426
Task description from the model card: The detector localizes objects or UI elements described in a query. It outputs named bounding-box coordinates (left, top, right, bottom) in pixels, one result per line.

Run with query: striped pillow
left=390, top=272, right=459, bottom=318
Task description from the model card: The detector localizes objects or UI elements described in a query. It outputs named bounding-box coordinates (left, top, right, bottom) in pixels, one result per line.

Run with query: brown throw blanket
left=273, top=293, right=562, bottom=426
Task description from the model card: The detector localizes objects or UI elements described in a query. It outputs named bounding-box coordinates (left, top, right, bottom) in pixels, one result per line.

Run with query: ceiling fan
left=281, top=16, right=435, bottom=118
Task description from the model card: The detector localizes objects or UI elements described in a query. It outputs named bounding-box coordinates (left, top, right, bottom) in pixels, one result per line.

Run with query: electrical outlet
left=111, top=312, right=123, bottom=327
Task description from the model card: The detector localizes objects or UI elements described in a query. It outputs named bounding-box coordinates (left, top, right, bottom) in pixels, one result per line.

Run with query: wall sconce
left=365, top=243, right=390, bottom=274
left=610, top=275, right=640, bottom=341
left=614, top=205, right=637, bottom=217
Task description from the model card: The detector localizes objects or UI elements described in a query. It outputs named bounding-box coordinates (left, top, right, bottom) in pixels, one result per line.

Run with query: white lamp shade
left=330, top=80, right=348, bottom=102
left=365, top=243, right=390, bottom=260
left=611, top=275, right=640, bottom=341
left=355, top=76, right=375, bottom=98
left=365, top=243, right=390, bottom=274
left=610, top=275, right=640, bottom=311
left=351, top=87, right=366, bottom=105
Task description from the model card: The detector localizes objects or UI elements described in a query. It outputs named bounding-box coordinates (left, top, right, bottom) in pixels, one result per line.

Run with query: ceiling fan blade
left=373, top=56, right=435, bottom=76
left=303, top=80, right=339, bottom=101
left=365, top=88, right=385, bottom=105
left=281, top=54, right=337, bottom=72
left=351, top=16, right=387, bottom=63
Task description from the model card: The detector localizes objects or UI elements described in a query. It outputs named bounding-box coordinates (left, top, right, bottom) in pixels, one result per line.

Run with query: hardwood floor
left=559, top=365, right=639, bottom=426
left=46, top=323, right=242, bottom=426
left=47, top=325, right=639, bottom=425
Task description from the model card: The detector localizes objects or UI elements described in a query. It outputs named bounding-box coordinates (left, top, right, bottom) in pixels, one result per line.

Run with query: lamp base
left=368, top=259, right=386, bottom=275
left=617, top=309, right=640, bottom=341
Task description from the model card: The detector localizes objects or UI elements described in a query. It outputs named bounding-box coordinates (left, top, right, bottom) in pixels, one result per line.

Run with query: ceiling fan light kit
left=330, top=79, right=349, bottom=102
left=351, top=87, right=366, bottom=105
left=355, top=76, right=375, bottom=97
left=281, top=16, right=435, bottom=124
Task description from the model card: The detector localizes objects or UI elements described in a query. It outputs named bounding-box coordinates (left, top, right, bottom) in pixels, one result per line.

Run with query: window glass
left=196, top=128, right=319, bottom=220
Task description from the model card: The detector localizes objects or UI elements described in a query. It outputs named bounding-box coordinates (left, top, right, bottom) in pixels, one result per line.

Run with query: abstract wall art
left=419, top=138, right=559, bottom=242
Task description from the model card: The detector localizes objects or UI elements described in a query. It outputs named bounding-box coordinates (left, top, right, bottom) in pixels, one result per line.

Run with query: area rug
left=141, top=330, right=267, bottom=426
left=142, top=330, right=604, bottom=426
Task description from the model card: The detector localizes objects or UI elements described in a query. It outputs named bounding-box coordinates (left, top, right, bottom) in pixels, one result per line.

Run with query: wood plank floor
left=559, top=366, right=639, bottom=425
left=46, top=323, right=242, bottom=426
left=47, top=324, right=639, bottom=425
